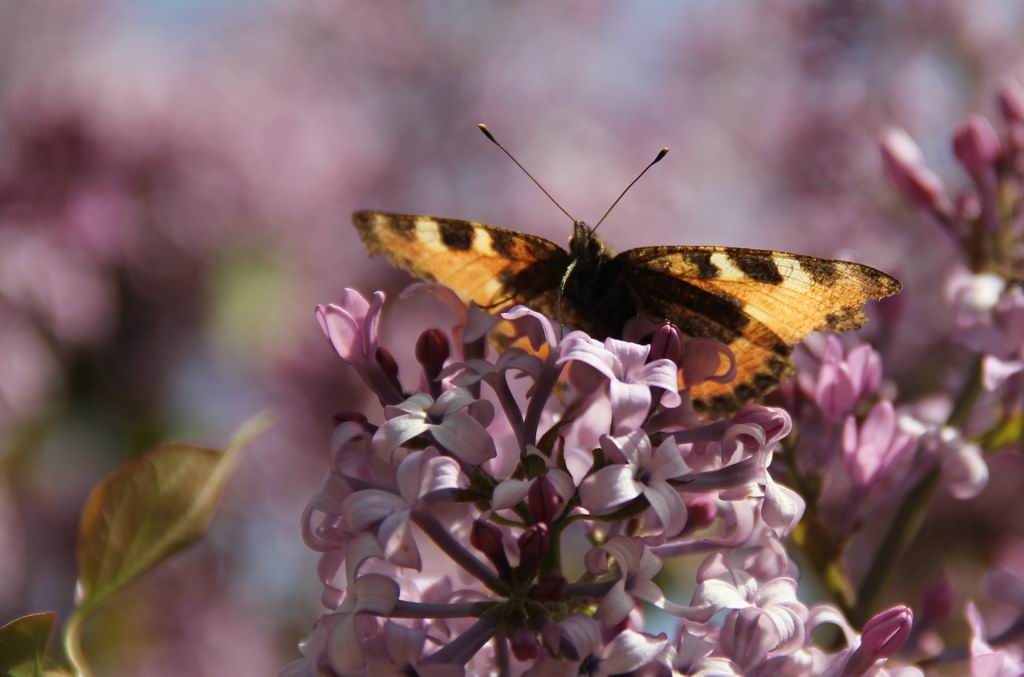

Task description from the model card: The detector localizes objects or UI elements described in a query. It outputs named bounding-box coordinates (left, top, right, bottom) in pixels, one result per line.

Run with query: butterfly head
left=570, top=220, right=608, bottom=263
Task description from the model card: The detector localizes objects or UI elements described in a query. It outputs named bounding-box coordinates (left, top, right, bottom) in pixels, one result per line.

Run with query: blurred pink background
left=2, top=1, right=1024, bottom=673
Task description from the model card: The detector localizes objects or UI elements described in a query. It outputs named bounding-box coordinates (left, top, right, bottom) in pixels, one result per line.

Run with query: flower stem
left=495, top=632, right=512, bottom=677
left=491, top=373, right=525, bottom=451
left=423, top=616, right=497, bottom=665
left=851, top=357, right=983, bottom=624
left=522, top=362, right=560, bottom=447
left=389, top=600, right=488, bottom=618
left=63, top=608, right=92, bottom=677
left=412, top=509, right=506, bottom=594
left=566, top=580, right=617, bottom=599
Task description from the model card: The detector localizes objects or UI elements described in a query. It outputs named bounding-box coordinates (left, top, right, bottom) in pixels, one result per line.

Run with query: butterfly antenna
left=591, top=147, right=669, bottom=234
left=478, top=123, right=577, bottom=223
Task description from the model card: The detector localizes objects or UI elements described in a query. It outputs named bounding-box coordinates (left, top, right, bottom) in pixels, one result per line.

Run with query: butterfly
left=353, top=127, right=901, bottom=415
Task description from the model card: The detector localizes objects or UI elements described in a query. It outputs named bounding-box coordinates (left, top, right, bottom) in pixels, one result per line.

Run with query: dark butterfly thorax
left=562, top=221, right=639, bottom=338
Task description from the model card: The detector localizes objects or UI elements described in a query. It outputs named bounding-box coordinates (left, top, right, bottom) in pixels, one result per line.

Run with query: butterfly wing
left=353, top=210, right=571, bottom=313
left=615, top=246, right=901, bottom=414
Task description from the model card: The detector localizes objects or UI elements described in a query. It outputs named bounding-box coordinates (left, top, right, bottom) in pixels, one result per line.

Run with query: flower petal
left=492, top=479, right=531, bottom=511
left=378, top=510, right=420, bottom=570
left=343, top=490, right=407, bottom=532
left=430, top=413, right=497, bottom=464
left=373, top=414, right=430, bottom=459
left=762, top=473, right=805, bottom=536
left=384, top=620, right=426, bottom=667
left=595, top=578, right=636, bottom=627
left=600, top=630, right=668, bottom=674
left=941, top=441, right=989, bottom=499
left=353, top=573, right=400, bottom=615
left=502, top=305, right=560, bottom=351
left=609, top=381, right=653, bottom=433
left=317, top=304, right=365, bottom=363
left=580, top=465, right=642, bottom=513
left=643, top=481, right=687, bottom=538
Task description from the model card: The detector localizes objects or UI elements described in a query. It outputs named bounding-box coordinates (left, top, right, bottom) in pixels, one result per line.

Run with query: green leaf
left=0, top=613, right=55, bottom=677
left=62, top=415, right=272, bottom=676
left=74, top=414, right=272, bottom=615
left=978, top=414, right=1024, bottom=451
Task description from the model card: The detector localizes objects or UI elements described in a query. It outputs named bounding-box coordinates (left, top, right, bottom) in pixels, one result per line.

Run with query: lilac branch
left=490, top=373, right=525, bottom=450
left=411, top=508, right=505, bottom=594
left=566, top=580, right=617, bottom=599
left=522, top=362, right=560, bottom=447
left=389, top=600, right=487, bottom=618
left=495, top=632, right=512, bottom=677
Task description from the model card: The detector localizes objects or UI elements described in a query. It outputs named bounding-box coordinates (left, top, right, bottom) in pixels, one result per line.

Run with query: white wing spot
left=415, top=218, right=449, bottom=253
left=472, top=229, right=498, bottom=257
left=709, top=252, right=746, bottom=280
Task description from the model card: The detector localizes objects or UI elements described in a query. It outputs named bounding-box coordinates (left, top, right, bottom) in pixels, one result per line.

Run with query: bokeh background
left=2, top=1, right=1024, bottom=674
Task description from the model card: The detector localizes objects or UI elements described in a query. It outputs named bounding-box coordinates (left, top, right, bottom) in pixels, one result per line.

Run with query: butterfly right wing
left=353, top=211, right=571, bottom=313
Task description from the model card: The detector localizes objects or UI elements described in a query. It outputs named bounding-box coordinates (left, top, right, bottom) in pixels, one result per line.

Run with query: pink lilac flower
left=528, top=613, right=667, bottom=676
left=839, top=605, right=914, bottom=677
left=325, top=572, right=401, bottom=674
left=296, top=286, right=935, bottom=674
left=683, top=552, right=808, bottom=653
left=581, top=536, right=667, bottom=627
left=317, top=289, right=403, bottom=405
left=879, top=127, right=951, bottom=217
left=362, top=621, right=465, bottom=676
left=947, top=275, right=1024, bottom=390
left=342, top=448, right=464, bottom=570
left=372, top=388, right=496, bottom=465
left=557, top=332, right=681, bottom=434
left=967, top=602, right=1024, bottom=677
left=842, top=400, right=916, bottom=489
left=804, top=335, right=883, bottom=421
left=579, top=431, right=689, bottom=538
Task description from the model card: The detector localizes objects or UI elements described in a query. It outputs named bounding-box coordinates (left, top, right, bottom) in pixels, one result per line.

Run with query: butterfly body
left=353, top=209, right=900, bottom=415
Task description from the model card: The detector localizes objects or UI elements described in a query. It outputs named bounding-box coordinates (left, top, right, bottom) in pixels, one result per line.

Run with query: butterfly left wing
left=353, top=210, right=571, bottom=314
left=615, top=246, right=900, bottom=414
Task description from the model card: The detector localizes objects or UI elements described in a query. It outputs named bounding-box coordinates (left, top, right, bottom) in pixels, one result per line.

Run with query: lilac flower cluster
left=288, top=286, right=917, bottom=676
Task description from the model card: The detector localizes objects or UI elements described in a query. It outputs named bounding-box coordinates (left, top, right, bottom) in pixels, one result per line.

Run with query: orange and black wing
left=616, top=246, right=900, bottom=415
left=353, top=210, right=570, bottom=313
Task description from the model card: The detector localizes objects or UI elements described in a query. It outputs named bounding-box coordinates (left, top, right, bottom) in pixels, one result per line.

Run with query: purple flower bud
left=879, top=127, right=951, bottom=216
left=510, top=628, right=540, bottom=662
left=864, top=605, right=914, bottom=656
left=528, top=475, right=562, bottom=525
left=516, top=525, right=549, bottom=582
left=919, top=576, right=954, bottom=630
left=331, top=410, right=370, bottom=428
left=999, top=79, right=1024, bottom=153
left=842, top=605, right=913, bottom=676
left=953, top=115, right=1001, bottom=180
left=650, top=322, right=683, bottom=366
left=532, top=571, right=568, bottom=601
left=682, top=494, right=717, bottom=534
left=375, top=347, right=403, bottom=393
left=956, top=189, right=982, bottom=222
left=998, top=79, right=1024, bottom=128
left=415, top=328, right=450, bottom=381
left=471, top=520, right=510, bottom=574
